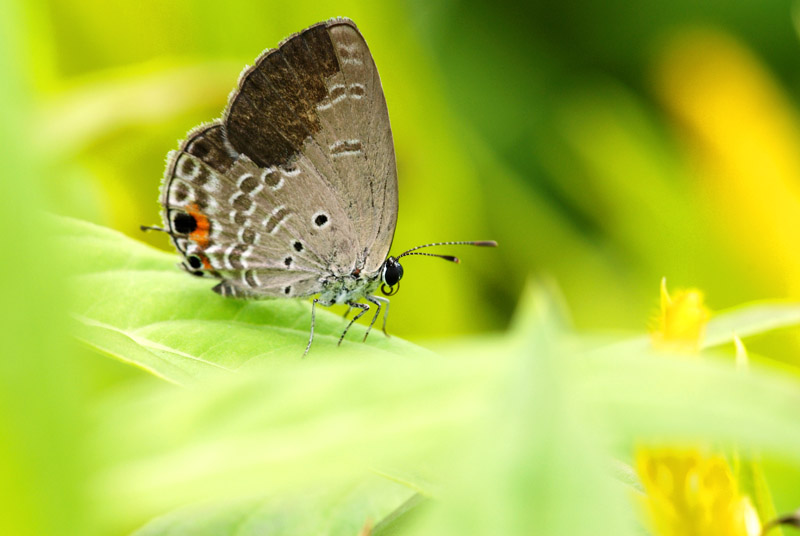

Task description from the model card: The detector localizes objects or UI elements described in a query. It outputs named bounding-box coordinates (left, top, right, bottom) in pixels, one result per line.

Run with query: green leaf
left=372, top=493, right=429, bottom=536
left=131, top=476, right=415, bottom=536
left=703, top=302, right=800, bottom=348
left=88, top=350, right=485, bottom=532
left=408, top=283, right=638, bottom=536
left=578, top=348, right=800, bottom=458
left=56, top=216, right=431, bottom=383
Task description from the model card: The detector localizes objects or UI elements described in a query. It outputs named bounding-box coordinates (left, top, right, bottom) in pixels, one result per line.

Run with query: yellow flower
left=651, top=278, right=711, bottom=353
left=636, top=447, right=761, bottom=536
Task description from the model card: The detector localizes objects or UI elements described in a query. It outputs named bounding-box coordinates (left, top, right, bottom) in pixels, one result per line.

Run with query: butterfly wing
left=225, top=18, right=398, bottom=274
left=161, top=123, right=334, bottom=298
left=160, top=18, right=398, bottom=298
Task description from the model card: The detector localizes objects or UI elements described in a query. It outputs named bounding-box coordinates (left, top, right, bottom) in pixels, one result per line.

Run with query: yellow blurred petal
left=636, top=447, right=761, bottom=536
left=651, top=279, right=710, bottom=352
left=654, top=28, right=800, bottom=297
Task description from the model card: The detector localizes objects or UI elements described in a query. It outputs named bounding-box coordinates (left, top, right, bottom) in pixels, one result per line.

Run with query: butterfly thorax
left=318, top=270, right=381, bottom=306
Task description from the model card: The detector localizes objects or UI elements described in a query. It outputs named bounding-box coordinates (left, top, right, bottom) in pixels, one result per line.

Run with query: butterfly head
left=380, top=256, right=404, bottom=296
left=380, top=240, right=498, bottom=297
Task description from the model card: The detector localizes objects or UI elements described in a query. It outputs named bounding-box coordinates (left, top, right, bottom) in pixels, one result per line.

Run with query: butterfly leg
left=364, top=295, right=390, bottom=341
left=343, top=305, right=354, bottom=319
left=338, top=302, right=369, bottom=346
left=304, top=298, right=322, bottom=357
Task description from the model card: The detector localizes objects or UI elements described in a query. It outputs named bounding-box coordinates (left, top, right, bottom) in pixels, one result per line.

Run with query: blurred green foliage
left=7, top=0, right=800, bottom=534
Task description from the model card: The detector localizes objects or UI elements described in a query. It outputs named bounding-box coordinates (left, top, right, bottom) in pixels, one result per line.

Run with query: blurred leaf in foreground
left=131, top=475, right=413, bottom=536
left=55, top=216, right=800, bottom=534
left=0, top=3, right=95, bottom=535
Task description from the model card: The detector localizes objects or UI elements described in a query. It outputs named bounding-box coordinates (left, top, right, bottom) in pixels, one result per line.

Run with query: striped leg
left=364, top=295, right=390, bottom=341
left=338, top=302, right=369, bottom=346
left=304, top=298, right=322, bottom=357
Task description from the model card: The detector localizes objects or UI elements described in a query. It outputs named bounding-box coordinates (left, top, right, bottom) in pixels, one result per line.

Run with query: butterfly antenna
left=396, top=240, right=497, bottom=264
left=400, top=251, right=461, bottom=263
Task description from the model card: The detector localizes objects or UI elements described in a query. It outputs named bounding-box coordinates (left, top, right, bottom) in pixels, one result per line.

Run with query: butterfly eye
left=381, top=257, right=404, bottom=287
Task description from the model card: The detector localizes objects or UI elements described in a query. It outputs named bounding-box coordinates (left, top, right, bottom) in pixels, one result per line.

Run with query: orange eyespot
left=185, top=203, right=211, bottom=248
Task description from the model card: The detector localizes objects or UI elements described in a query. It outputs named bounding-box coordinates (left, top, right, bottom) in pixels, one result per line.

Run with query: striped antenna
left=396, top=240, right=497, bottom=264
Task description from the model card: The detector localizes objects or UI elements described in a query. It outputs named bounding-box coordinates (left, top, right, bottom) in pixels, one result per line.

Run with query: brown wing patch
left=224, top=23, right=341, bottom=168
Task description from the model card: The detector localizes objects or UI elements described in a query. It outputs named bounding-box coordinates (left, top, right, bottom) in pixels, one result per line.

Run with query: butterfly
left=142, top=18, right=496, bottom=355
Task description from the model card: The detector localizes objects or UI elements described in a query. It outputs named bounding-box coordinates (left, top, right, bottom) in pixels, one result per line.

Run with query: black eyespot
left=187, top=255, right=203, bottom=269
left=284, top=256, right=292, bottom=267
left=314, top=213, right=328, bottom=227
left=284, top=286, right=291, bottom=295
left=191, top=270, right=204, bottom=277
left=174, top=212, right=197, bottom=234
left=293, top=241, right=303, bottom=252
